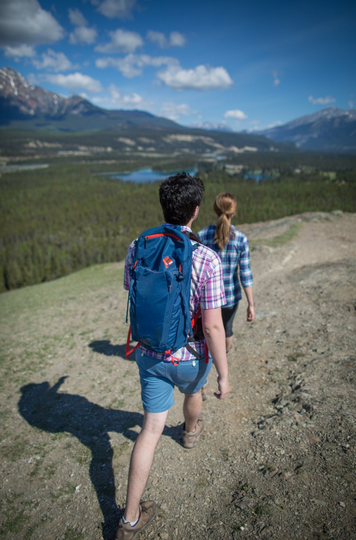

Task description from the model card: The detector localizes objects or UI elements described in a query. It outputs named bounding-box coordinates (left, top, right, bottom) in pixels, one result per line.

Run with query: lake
left=0, top=164, right=49, bottom=172
left=108, top=167, right=198, bottom=183
left=244, top=173, right=274, bottom=183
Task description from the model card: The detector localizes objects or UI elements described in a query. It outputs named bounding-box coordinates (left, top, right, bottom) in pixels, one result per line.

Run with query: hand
left=247, top=304, right=255, bottom=322
left=214, top=376, right=230, bottom=400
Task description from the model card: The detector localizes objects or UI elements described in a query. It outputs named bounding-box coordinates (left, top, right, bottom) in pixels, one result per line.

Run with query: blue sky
left=0, top=0, right=355, bottom=131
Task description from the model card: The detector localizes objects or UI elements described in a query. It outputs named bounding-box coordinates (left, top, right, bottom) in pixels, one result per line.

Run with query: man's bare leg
left=183, top=391, right=202, bottom=432
left=124, top=410, right=168, bottom=522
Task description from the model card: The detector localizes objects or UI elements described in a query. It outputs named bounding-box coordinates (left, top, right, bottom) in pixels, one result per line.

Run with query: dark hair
left=159, top=172, right=205, bottom=225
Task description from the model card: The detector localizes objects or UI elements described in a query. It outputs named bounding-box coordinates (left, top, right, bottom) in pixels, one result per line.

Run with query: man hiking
left=117, top=172, right=229, bottom=539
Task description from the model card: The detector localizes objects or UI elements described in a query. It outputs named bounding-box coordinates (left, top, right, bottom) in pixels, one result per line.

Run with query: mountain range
left=0, top=67, right=295, bottom=155
left=258, top=108, right=356, bottom=152
left=1, top=67, right=355, bottom=153
left=0, top=67, right=179, bottom=132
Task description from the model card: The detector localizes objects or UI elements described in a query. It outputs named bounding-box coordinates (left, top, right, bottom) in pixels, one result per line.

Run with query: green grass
left=0, top=264, right=123, bottom=316
left=0, top=510, right=27, bottom=537
left=63, top=530, right=85, bottom=540
left=0, top=264, right=123, bottom=343
left=253, top=504, right=274, bottom=516
left=250, top=222, right=302, bottom=249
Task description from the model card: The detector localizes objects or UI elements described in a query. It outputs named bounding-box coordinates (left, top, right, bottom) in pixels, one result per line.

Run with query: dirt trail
left=0, top=211, right=355, bottom=540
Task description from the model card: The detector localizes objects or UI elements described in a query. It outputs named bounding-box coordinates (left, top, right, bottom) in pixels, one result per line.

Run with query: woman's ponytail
left=213, top=193, right=237, bottom=250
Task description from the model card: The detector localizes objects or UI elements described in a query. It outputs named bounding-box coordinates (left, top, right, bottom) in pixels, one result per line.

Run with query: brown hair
left=213, top=192, right=237, bottom=250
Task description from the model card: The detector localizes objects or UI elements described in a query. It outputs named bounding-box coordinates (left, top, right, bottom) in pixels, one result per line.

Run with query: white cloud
left=147, top=31, right=165, bottom=48
left=96, top=0, right=136, bottom=19
left=92, top=84, right=152, bottom=110
left=4, top=44, right=36, bottom=58
left=157, top=65, right=233, bottom=91
left=308, top=95, right=336, bottom=105
left=0, top=0, right=64, bottom=47
left=160, top=102, right=197, bottom=121
left=267, top=120, right=283, bottom=128
left=169, top=32, right=186, bottom=47
left=96, top=56, right=140, bottom=78
left=32, top=49, right=74, bottom=72
left=224, top=109, right=248, bottom=120
left=95, top=29, right=143, bottom=53
left=70, top=26, right=98, bottom=45
left=272, top=70, right=281, bottom=87
left=96, top=54, right=178, bottom=78
left=108, top=84, right=144, bottom=107
left=27, top=72, right=39, bottom=85
left=68, top=7, right=97, bottom=45
left=68, top=8, right=88, bottom=27
left=349, top=100, right=355, bottom=109
left=44, top=72, right=103, bottom=94
left=147, top=31, right=186, bottom=48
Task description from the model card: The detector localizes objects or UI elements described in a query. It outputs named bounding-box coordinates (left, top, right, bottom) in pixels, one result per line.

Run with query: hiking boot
left=116, top=500, right=156, bottom=539
left=181, top=417, right=204, bottom=449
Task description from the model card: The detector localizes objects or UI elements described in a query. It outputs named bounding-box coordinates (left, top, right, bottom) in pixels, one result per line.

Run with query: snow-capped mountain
left=258, top=107, right=356, bottom=152
left=191, top=121, right=233, bottom=132
left=0, top=67, right=101, bottom=118
left=0, top=67, right=179, bottom=130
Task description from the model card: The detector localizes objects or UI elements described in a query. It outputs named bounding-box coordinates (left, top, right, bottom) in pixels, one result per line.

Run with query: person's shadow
left=18, top=377, right=182, bottom=540
left=89, top=340, right=129, bottom=360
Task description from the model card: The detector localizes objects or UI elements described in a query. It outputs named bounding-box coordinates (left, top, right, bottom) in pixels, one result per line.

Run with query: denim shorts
left=136, top=349, right=213, bottom=413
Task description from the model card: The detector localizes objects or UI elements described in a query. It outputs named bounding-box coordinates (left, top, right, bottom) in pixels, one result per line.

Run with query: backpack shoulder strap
left=182, top=230, right=201, bottom=250
left=188, top=232, right=201, bottom=243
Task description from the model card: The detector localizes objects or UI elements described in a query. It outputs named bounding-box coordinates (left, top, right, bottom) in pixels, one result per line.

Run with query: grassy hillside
left=0, top=263, right=126, bottom=396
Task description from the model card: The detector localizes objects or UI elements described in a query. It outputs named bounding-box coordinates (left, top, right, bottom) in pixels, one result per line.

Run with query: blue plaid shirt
left=197, top=224, right=253, bottom=307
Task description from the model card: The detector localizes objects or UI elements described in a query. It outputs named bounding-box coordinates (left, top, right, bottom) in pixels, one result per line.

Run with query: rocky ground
left=0, top=211, right=355, bottom=540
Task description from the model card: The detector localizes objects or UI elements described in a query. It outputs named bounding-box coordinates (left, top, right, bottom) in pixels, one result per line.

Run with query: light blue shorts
left=136, top=350, right=213, bottom=413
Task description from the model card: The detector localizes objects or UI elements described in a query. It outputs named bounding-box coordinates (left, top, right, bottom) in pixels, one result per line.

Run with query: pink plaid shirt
left=124, top=224, right=226, bottom=361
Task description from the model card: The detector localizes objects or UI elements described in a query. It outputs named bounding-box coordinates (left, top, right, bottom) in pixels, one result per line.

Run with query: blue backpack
left=126, top=224, right=204, bottom=364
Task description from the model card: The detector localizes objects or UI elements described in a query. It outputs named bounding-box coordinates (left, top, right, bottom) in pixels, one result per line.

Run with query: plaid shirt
left=124, top=223, right=226, bottom=362
left=197, top=224, right=253, bottom=307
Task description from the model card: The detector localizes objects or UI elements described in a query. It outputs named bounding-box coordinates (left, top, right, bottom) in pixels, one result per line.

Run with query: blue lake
left=109, top=168, right=198, bottom=183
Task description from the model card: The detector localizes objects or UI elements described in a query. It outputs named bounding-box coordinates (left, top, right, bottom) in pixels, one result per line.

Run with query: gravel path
left=0, top=211, right=355, bottom=540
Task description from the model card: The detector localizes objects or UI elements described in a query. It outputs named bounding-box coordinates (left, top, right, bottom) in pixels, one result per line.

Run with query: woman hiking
left=198, top=192, right=255, bottom=358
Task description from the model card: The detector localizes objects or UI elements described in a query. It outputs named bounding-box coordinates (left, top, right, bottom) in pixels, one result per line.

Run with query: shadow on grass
left=18, top=377, right=182, bottom=540
left=89, top=340, right=134, bottom=361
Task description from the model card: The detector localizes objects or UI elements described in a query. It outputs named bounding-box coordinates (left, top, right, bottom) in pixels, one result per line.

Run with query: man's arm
left=201, top=307, right=229, bottom=400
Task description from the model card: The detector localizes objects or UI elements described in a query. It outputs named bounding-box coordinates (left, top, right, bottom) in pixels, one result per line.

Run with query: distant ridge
left=0, top=67, right=180, bottom=131
left=258, top=107, right=356, bottom=152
